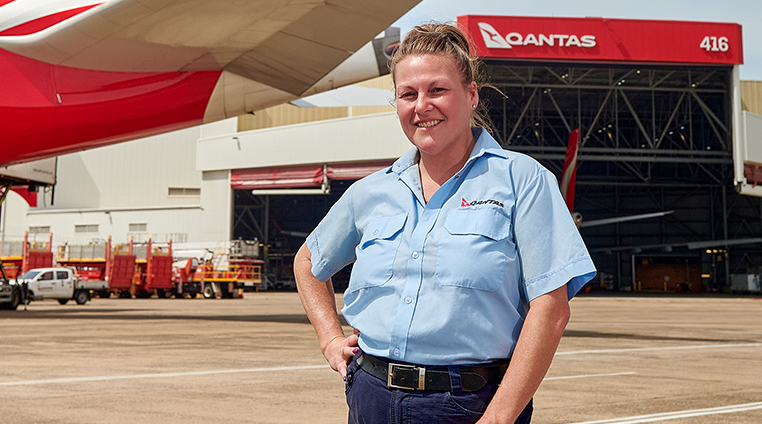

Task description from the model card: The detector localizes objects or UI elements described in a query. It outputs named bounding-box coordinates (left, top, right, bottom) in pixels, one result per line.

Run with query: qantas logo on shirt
left=461, top=198, right=504, bottom=208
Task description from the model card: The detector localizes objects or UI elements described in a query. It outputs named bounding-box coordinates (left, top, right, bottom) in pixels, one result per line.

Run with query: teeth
left=417, top=120, right=441, bottom=128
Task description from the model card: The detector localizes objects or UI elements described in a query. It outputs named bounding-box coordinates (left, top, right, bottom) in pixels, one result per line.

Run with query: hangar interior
left=480, top=61, right=743, bottom=292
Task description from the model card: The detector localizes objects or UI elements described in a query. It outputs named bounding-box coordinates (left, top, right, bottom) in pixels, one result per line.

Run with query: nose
left=414, top=94, right=431, bottom=114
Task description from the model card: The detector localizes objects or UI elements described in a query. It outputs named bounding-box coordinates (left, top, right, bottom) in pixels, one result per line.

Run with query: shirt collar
left=470, top=127, right=508, bottom=161
left=389, top=127, right=507, bottom=175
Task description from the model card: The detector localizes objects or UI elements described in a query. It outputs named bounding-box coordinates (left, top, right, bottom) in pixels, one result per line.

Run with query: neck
left=418, top=136, right=476, bottom=202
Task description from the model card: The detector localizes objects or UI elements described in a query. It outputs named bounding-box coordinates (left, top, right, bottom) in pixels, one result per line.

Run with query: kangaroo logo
left=478, top=22, right=512, bottom=49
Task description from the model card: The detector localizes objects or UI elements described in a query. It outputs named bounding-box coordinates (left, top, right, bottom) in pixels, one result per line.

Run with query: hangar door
left=231, top=161, right=392, bottom=287
left=461, top=15, right=752, bottom=291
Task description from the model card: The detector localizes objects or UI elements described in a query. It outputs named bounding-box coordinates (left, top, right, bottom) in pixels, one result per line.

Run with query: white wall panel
left=25, top=206, right=205, bottom=246
left=21, top=170, right=234, bottom=246
left=7, top=119, right=239, bottom=246
left=199, top=170, right=233, bottom=242
left=0, top=191, right=33, bottom=242
left=735, top=111, right=762, bottom=197
left=197, top=112, right=411, bottom=171
left=40, top=125, right=205, bottom=210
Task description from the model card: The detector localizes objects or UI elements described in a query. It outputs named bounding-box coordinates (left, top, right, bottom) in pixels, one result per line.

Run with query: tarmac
left=1, top=292, right=761, bottom=424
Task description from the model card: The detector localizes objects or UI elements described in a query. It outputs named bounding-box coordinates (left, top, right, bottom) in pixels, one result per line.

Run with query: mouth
left=416, top=120, right=442, bottom=128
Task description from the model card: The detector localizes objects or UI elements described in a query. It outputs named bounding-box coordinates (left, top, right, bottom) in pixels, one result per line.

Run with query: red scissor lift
left=57, top=236, right=136, bottom=298
left=0, top=232, right=54, bottom=279
left=131, top=239, right=173, bottom=298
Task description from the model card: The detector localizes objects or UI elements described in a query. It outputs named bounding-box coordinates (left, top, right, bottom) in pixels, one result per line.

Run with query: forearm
left=294, top=243, right=358, bottom=377
left=294, top=243, right=344, bottom=351
left=478, top=285, right=571, bottom=423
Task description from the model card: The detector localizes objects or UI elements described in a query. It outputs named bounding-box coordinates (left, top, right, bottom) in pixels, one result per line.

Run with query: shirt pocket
left=435, top=208, right=512, bottom=292
left=349, top=213, right=408, bottom=291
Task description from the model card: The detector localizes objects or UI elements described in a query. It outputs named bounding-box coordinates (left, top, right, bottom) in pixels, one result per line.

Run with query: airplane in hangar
left=0, top=0, right=420, bottom=182
left=559, top=128, right=673, bottom=229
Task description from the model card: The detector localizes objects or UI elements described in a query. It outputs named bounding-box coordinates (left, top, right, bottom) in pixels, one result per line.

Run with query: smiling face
left=394, top=54, right=478, bottom=161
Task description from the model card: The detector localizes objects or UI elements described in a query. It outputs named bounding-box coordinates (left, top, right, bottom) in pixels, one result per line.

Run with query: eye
left=398, top=91, right=416, bottom=100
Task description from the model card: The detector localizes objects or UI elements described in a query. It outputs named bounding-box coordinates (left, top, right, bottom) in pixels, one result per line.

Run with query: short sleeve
left=513, top=170, right=596, bottom=301
left=306, top=185, right=361, bottom=282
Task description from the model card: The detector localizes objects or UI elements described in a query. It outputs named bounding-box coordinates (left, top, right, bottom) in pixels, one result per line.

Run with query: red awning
left=326, top=160, right=393, bottom=181
left=744, top=162, right=762, bottom=187
left=232, top=161, right=393, bottom=190
left=231, top=165, right=323, bottom=190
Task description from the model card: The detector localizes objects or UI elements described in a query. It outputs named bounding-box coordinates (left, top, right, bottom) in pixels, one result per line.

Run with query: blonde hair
left=389, top=22, right=493, bottom=131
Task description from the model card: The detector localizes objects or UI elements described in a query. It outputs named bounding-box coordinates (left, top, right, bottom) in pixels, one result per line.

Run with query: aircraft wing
left=0, top=0, right=419, bottom=95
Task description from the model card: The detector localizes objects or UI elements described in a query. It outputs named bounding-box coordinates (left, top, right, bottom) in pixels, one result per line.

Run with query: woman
left=295, top=22, right=596, bottom=424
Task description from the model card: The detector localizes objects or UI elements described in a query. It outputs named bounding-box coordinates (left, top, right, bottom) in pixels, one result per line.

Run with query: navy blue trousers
left=345, top=354, right=533, bottom=424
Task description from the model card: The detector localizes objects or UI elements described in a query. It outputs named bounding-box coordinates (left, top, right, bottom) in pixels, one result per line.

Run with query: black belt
left=356, top=353, right=508, bottom=392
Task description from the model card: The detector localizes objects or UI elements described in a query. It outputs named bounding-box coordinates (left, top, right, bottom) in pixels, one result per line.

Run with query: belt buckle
left=387, top=363, right=426, bottom=390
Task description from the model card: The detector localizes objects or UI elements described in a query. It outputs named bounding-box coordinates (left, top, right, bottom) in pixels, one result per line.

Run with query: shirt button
left=411, top=251, right=419, bottom=259
left=405, top=296, right=412, bottom=304
left=373, top=229, right=379, bottom=235
left=393, top=348, right=401, bottom=357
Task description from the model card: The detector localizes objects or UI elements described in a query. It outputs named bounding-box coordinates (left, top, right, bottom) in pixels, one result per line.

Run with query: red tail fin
left=11, top=186, right=37, bottom=208
left=560, top=129, right=579, bottom=212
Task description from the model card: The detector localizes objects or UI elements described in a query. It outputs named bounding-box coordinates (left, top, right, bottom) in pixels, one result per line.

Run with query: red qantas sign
left=458, top=15, right=743, bottom=65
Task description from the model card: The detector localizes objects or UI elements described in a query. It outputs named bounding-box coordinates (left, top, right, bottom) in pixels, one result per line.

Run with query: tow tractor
left=0, top=185, right=24, bottom=310
left=0, top=260, right=22, bottom=310
left=196, top=240, right=262, bottom=298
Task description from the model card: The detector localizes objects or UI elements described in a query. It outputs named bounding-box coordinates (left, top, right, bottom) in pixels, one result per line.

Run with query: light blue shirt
left=307, top=128, right=596, bottom=366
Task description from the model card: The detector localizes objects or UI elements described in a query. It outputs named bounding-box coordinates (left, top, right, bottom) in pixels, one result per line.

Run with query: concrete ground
left=0, top=293, right=761, bottom=424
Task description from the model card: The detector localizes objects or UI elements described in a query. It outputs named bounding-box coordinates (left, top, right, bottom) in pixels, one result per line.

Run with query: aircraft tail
left=560, top=129, right=580, bottom=212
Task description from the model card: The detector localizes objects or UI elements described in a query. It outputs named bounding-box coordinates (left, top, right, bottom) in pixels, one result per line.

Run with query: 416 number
left=700, top=36, right=729, bottom=52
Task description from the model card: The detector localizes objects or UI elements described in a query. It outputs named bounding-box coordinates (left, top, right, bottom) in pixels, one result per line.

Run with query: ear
left=468, top=81, right=479, bottom=106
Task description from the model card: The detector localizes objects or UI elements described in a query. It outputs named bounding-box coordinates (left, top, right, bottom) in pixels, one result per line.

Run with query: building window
left=74, top=224, right=98, bottom=234
left=168, top=187, right=201, bottom=196
left=29, top=226, right=50, bottom=234
left=129, top=223, right=147, bottom=232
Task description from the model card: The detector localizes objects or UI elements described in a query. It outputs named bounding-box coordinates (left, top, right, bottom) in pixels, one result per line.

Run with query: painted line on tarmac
left=3, top=343, right=758, bottom=387
left=545, top=371, right=636, bottom=381
left=0, top=364, right=328, bottom=387
left=556, top=342, right=762, bottom=356
left=569, top=401, right=762, bottom=423
left=1, top=366, right=635, bottom=388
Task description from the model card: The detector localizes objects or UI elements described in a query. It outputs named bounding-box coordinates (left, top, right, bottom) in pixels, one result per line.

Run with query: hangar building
left=4, top=15, right=762, bottom=293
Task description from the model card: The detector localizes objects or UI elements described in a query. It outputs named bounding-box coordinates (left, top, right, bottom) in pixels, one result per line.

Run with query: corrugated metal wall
left=741, top=80, right=762, bottom=115
left=238, top=75, right=396, bottom=131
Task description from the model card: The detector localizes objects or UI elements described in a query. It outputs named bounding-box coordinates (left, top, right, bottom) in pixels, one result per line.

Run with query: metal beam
left=507, top=145, right=730, bottom=156
left=581, top=89, right=613, bottom=147
left=546, top=91, right=572, bottom=133
left=655, top=91, right=687, bottom=150
left=488, top=82, right=727, bottom=94
left=620, top=90, right=654, bottom=148
left=505, top=87, right=538, bottom=145
left=522, top=153, right=732, bottom=164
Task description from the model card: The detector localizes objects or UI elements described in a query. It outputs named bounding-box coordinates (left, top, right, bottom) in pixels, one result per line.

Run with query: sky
left=393, top=0, right=762, bottom=80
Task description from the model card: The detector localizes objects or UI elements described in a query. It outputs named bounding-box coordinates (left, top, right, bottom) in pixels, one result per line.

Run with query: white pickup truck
left=14, top=267, right=108, bottom=305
